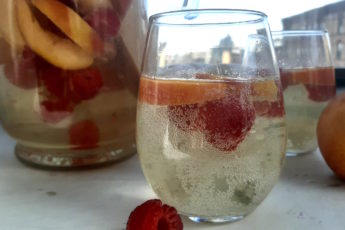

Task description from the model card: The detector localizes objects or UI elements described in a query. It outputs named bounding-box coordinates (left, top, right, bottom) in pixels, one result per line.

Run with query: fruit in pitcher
left=15, top=0, right=94, bottom=70
left=317, top=93, right=345, bottom=180
left=36, top=60, right=103, bottom=123
left=69, top=67, right=103, bottom=102
left=32, top=0, right=104, bottom=56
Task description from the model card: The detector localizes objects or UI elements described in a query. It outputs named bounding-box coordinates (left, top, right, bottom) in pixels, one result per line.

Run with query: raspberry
left=200, top=94, right=255, bottom=152
left=69, top=120, right=100, bottom=149
left=69, top=68, right=103, bottom=103
left=126, top=199, right=183, bottom=230
left=168, top=92, right=255, bottom=152
left=39, top=64, right=103, bottom=103
left=39, top=65, right=68, bottom=98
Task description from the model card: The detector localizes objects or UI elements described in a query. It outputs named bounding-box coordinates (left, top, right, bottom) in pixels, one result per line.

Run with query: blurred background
left=147, top=0, right=345, bottom=68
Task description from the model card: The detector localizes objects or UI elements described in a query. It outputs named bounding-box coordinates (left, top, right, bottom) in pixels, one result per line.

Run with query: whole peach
left=317, top=92, right=345, bottom=180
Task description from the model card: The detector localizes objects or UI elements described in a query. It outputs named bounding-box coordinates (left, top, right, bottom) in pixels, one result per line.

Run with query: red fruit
left=168, top=104, right=201, bottom=132
left=305, top=84, right=336, bottom=102
left=126, top=199, right=183, bottom=230
left=200, top=94, right=255, bottom=152
left=39, top=65, right=68, bottom=98
left=69, top=120, right=100, bottom=149
left=84, top=8, right=121, bottom=40
left=69, top=68, right=103, bottom=102
left=4, top=47, right=37, bottom=89
left=40, top=99, right=74, bottom=123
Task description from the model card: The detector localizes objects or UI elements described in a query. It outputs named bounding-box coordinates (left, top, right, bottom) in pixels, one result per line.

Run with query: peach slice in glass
left=138, top=76, right=229, bottom=106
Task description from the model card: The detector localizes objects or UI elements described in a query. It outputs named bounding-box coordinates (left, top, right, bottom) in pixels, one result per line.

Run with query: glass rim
left=271, top=30, right=329, bottom=37
left=149, top=9, right=268, bottom=26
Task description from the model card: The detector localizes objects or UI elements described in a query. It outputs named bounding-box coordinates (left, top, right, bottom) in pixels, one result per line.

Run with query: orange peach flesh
left=32, top=0, right=104, bottom=56
left=139, top=76, right=278, bottom=106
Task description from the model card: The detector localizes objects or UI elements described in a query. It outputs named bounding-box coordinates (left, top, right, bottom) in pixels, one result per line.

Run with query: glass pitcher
left=0, top=0, right=148, bottom=168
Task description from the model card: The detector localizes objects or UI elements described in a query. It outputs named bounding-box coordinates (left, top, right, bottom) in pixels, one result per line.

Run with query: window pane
left=173, top=0, right=345, bottom=67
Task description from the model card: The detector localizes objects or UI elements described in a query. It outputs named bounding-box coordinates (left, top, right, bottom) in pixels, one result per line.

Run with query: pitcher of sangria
left=0, top=0, right=148, bottom=168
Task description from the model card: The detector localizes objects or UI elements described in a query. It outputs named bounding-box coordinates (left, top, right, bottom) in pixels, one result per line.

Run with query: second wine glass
left=272, top=30, right=336, bottom=156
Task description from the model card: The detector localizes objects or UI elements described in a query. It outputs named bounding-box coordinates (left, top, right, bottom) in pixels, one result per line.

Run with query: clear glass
left=137, top=9, right=286, bottom=223
left=0, top=0, right=148, bottom=168
left=272, top=30, right=336, bottom=156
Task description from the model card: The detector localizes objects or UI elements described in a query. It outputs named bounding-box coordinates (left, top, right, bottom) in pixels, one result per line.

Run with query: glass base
left=187, top=215, right=245, bottom=223
left=286, top=148, right=316, bottom=157
left=15, top=143, right=136, bottom=169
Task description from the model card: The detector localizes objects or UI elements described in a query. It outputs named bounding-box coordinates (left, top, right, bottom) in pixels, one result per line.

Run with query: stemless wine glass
left=137, top=9, right=286, bottom=223
left=272, top=30, right=336, bottom=157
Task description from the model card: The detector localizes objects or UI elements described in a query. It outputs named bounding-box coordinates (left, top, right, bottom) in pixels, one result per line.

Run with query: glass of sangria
left=272, top=30, right=336, bottom=157
left=137, top=9, right=286, bottom=223
left=0, top=0, right=148, bottom=168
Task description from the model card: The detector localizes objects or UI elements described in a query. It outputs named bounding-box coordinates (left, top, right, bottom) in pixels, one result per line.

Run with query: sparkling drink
left=273, top=30, right=335, bottom=156
left=280, top=67, right=335, bottom=154
left=137, top=74, right=286, bottom=220
left=138, top=9, right=286, bottom=223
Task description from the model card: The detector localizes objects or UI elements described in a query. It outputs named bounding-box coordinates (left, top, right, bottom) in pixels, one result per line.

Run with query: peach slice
left=139, top=76, right=229, bottom=106
left=251, top=79, right=278, bottom=102
left=0, top=0, right=25, bottom=51
left=32, top=0, right=104, bottom=56
left=15, top=0, right=93, bottom=70
left=139, top=75, right=280, bottom=106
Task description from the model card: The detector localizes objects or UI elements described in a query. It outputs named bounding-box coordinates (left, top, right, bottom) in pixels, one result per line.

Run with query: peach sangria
left=137, top=10, right=287, bottom=223
left=280, top=67, right=335, bottom=155
left=273, top=30, right=336, bottom=156
left=0, top=0, right=147, bottom=168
